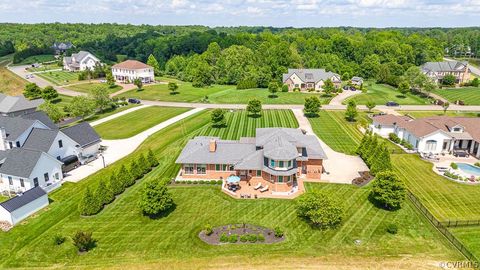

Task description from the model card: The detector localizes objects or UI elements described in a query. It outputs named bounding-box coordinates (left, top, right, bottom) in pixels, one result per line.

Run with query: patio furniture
left=453, top=149, right=469, bottom=158
left=253, top=182, right=262, bottom=190
left=436, top=166, right=448, bottom=172
left=260, top=185, right=269, bottom=193
left=227, top=175, right=241, bottom=185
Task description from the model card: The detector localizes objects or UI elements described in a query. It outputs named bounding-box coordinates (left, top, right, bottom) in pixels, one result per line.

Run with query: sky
left=0, top=0, right=479, bottom=28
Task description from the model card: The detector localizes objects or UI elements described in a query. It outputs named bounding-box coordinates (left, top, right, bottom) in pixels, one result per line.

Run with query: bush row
left=357, top=131, right=392, bottom=175
left=236, top=80, right=258, bottom=90
left=219, top=233, right=266, bottom=243
left=388, top=133, right=413, bottom=150
left=78, top=149, right=159, bottom=216
left=174, top=179, right=223, bottom=185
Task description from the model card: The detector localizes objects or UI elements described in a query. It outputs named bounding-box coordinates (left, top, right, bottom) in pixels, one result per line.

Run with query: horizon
left=1, top=0, right=479, bottom=28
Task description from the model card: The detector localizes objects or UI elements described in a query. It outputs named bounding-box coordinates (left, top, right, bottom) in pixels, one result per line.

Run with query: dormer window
left=453, top=127, right=462, bottom=132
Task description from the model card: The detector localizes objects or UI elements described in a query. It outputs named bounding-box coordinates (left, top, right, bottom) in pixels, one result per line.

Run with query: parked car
left=386, top=101, right=399, bottom=107
left=128, top=98, right=141, bottom=104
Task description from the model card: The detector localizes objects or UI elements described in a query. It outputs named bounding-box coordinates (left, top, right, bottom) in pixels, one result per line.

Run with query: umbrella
left=227, top=175, right=241, bottom=185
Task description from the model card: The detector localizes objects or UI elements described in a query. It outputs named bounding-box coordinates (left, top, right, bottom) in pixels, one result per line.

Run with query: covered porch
left=445, top=137, right=480, bottom=159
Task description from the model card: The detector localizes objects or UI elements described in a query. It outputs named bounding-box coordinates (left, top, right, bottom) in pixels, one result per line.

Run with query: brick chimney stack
left=209, top=139, right=217, bottom=152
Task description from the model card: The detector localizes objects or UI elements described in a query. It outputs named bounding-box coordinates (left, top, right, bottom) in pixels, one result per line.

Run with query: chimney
left=209, top=139, right=217, bottom=152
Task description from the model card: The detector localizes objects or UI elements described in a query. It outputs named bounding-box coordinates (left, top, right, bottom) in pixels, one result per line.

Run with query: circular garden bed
left=199, top=224, right=285, bottom=245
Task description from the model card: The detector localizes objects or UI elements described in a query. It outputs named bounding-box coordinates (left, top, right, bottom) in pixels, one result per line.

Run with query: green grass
left=0, top=108, right=461, bottom=268
left=119, top=78, right=332, bottom=104
left=344, top=82, right=431, bottom=105
left=27, top=63, right=61, bottom=72
left=400, top=110, right=480, bottom=118
left=83, top=104, right=139, bottom=123
left=94, top=106, right=190, bottom=139
left=433, top=87, right=480, bottom=105
left=450, top=226, right=480, bottom=259
left=0, top=57, right=27, bottom=95
left=37, top=70, right=79, bottom=85
left=0, top=195, right=9, bottom=202
left=65, top=82, right=123, bottom=94
left=14, top=54, right=56, bottom=65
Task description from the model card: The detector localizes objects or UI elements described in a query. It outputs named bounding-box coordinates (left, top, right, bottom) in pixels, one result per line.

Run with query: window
left=453, top=128, right=461, bottom=132
left=15, top=141, right=20, bottom=147
left=57, top=156, right=61, bottom=160
left=256, top=170, right=262, bottom=177
left=44, top=173, right=49, bottom=182
left=184, top=164, right=194, bottom=174
left=215, top=164, right=221, bottom=171
left=278, top=176, right=283, bottom=183
left=58, top=140, right=63, bottom=148
left=55, top=173, right=59, bottom=180
left=228, top=165, right=235, bottom=171
left=222, top=164, right=228, bottom=171
left=270, top=159, right=275, bottom=167
left=196, top=164, right=206, bottom=175
left=8, top=142, right=12, bottom=149
left=20, top=179, right=24, bottom=187
left=279, top=161, right=284, bottom=168
left=287, top=160, right=292, bottom=167
left=425, top=140, right=437, bottom=152
left=33, top=177, right=39, bottom=187
left=8, top=176, right=12, bottom=185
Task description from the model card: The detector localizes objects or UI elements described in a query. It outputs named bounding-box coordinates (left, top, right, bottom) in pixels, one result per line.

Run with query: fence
left=407, top=190, right=480, bottom=264
left=442, top=220, right=480, bottom=228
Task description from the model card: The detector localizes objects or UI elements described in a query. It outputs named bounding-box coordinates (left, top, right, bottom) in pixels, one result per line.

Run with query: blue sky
left=0, top=0, right=479, bottom=27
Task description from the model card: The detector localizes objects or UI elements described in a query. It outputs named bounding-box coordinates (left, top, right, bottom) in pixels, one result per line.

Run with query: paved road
left=444, top=57, right=480, bottom=76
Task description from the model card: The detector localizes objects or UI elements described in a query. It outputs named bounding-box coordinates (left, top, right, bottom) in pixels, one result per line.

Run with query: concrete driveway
left=292, top=109, right=368, bottom=184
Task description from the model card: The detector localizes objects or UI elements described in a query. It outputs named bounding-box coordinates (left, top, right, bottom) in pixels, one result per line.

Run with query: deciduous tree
left=303, top=96, right=321, bottom=117
left=345, top=100, right=358, bottom=122
left=370, top=171, right=406, bottom=210
left=139, top=178, right=174, bottom=217
left=246, top=99, right=262, bottom=117
left=296, top=191, right=344, bottom=228
left=211, top=108, right=226, bottom=127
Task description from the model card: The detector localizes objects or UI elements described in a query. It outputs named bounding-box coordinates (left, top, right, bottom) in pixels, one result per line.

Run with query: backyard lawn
left=451, top=226, right=480, bottom=259
left=119, top=79, right=332, bottom=104
left=400, top=110, right=480, bottom=118
left=94, top=106, right=190, bottom=139
left=65, top=82, right=122, bottom=94
left=433, top=87, right=480, bottom=105
left=0, top=109, right=460, bottom=268
left=344, top=83, right=431, bottom=105
left=37, top=70, right=79, bottom=85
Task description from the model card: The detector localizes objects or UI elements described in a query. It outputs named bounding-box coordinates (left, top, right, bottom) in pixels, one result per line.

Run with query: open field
left=344, top=83, right=431, bottom=105
left=119, top=79, right=332, bottom=104
left=27, top=63, right=61, bottom=72
left=14, top=54, right=56, bottom=65
left=0, top=109, right=460, bottom=268
left=433, top=87, right=480, bottom=105
left=65, top=82, right=122, bottom=94
left=94, top=106, right=191, bottom=139
left=0, top=54, right=26, bottom=96
left=37, top=70, right=79, bottom=85
left=400, top=110, right=480, bottom=118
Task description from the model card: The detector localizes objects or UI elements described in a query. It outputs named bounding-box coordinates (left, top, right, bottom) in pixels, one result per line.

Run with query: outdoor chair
left=260, top=185, right=269, bottom=193
left=253, top=182, right=262, bottom=190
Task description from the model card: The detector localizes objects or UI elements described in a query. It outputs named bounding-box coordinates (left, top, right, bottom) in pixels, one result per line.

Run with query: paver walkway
left=292, top=109, right=368, bottom=184
left=90, top=104, right=151, bottom=126
left=63, top=108, right=204, bottom=182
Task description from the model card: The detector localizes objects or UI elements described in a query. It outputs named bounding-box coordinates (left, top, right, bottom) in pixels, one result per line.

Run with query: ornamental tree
left=345, top=100, right=358, bottom=122
left=398, top=81, right=410, bottom=96
left=23, top=82, right=42, bottom=100
left=41, top=86, right=59, bottom=101
left=139, top=178, right=174, bottom=217
left=211, top=108, right=226, bottom=127
left=303, top=96, right=321, bottom=117
left=168, top=82, right=179, bottom=94
left=370, top=171, right=406, bottom=210
left=246, top=99, right=262, bottom=117
left=296, top=191, right=344, bottom=228
left=268, top=81, right=278, bottom=97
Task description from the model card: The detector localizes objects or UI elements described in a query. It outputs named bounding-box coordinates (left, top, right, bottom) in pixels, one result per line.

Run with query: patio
left=222, top=176, right=305, bottom=199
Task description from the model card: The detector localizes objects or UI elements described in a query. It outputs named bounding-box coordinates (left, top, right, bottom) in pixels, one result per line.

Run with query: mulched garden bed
left=199, top=223, right=285, bottom=245
left=352, top=171, right=374, bottom=187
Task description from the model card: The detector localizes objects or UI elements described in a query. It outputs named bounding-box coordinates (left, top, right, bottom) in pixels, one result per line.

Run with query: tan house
left=421, top=61, right=471, bottom=85
left=282, top=69, right=341, bottom=92
left=175, top=128, right=327, bottom=196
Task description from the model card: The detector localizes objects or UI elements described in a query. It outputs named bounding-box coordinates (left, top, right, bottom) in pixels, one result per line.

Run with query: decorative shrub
left=53, top=235, right=66, bottom=245
left=237, top=80, right=257, bottom=90
left=240, top=234, right=248, bottom=242
left=216, top=180, right=223, bottom=185
left=210, top=180, right=217, bottom=185
left=258, top=233, right=265, bottom=242
left=274, top=227, right=284, bottom=238
left=281, top=84, right=289, bottom=92
left=228, top=234, right=238, bottom=243
left=386, top=223, right=398, bottom=234
left=475, top=162, right=480, bottom=167
left=219, top=233, right=228, bottom=242
left=72, top=231, right=96, bottom=252
left=187, top=180, right=192, bottom=184
left=247, top=234, right=257, bottom=243
left=204, top=224, right=213, bottom=236
left=451, top=162, right=458, bottom=170
left=388, top=133, right=400, bottom=143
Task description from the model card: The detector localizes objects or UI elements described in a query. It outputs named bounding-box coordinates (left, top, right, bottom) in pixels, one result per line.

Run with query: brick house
left=421, top=61, right=471, bottom=85
left=282, top=69, right=341, bottom=92
left=175, top=128, right=327, bottom=194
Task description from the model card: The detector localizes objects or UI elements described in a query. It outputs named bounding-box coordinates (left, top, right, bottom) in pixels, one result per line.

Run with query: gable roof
left=421, top=61, right=469, bottom=73
left=0, top=148, right=45, bottom=178
left=21, top=111, right=57, bottom=130
left=0, top=186, right=47, bottom=213
left=0, top=116, right=38, bottom=141
left=72, top=51, right=95, bottom=62
left=23, top=128, right=59, bottom=152
left=283, top=69, right=340, bottom=83
left=112, top=60, right=152, bottom=70
left=0, top=94, right=44, bottom=114
left=61, top=122, right=101, bottom=148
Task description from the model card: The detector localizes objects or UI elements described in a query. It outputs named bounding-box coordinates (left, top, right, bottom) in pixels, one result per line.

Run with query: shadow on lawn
left=143, top=204, right=177, bottom=220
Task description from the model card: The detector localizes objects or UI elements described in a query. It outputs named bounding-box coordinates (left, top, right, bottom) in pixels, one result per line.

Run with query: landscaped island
left=199, top=224, right=285, bottom=245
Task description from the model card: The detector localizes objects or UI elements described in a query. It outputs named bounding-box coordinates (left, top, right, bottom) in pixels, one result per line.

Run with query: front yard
left=344, top=82, right=431, bottom=105
left=433, top=87, right=480, bottom=105
left=399, top=110, right=480, bottom=118
left=36, top=70, right=79, bottom=85
left=0, top=109, right=461, bottom=268
left=65, top=82, right=123, bottom=94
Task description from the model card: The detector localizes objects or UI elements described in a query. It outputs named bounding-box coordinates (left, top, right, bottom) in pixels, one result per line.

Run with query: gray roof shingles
left=282, top=69, right=340, bottom=83
left=0, top=186, right=47, bottom=213
left=422, top=61, right=468, bottom=73
left=21, top=111, right=57, bottom=130
left=0, top=94, right=44, bottom=114
left=61, top=122, right=101, bottom=147
left=0, top=148, right=45, bottom=178
left=23, top=128, right=58, bottom=152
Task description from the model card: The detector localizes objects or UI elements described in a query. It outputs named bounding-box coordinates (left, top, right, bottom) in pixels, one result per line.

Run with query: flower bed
left=199, top=224, right=285, bottom=245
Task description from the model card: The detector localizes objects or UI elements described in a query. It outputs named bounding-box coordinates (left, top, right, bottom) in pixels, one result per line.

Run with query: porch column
left=476, top=142, right=480, bottom=158
left=449, top=139, right=455, bottom=152
left=470, top=140, right=475, bottom=154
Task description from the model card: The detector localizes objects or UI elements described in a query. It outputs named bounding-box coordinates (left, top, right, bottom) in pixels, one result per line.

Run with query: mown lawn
left=450, top=226, right=480, bottom=259
left=400, top=110, right=480, bottom=118
left=14, top=54, right=56, bottom=65
left=37, top=70, right=79, bottom=85
left=344, top=82, right=430, bottom=105
left=0, top=54, right=26, bottom=96
left=120, top=78, right=332, bottom=104
left=27, top=63, right=61, bottom=72
left=94, top=106, right=190, bottom=139
left=433, top=87, right=480, bottom=105
left=309, top=110, right=370, bottom=155
left=65, top=82, right=123, bottom=94
left=0, top=195, right=9, bottom=202
left=0, top=110, right=460, bottom=268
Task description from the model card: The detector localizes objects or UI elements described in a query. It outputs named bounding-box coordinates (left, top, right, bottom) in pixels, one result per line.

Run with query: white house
left=0, top=186, right=48, bottom=226
left=112, top=60, right=155, bottom=83
left=370, top=114, right=480, bottom=158
left=282, top=69, right=341, bottom=92
left=63, top=51, right=101, bottom=71
left=350, top=76, right=364, bottom=86
left=0, top=94, right=44, bottom=117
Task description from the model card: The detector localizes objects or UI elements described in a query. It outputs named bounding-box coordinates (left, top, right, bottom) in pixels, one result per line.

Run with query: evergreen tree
left=147, top=54, right=161, bottom=76
left=364, top=135, right=378, bottom=163
left=345, top=100, right=358, bottom=122
left=104, top=181, right=115, bottom=204
left=130, top=160, right=143, bottom=181
left=79, top=187, right=101, bottom=216
left=109, top=171, right=124, bottom=195
left=118, top=165, right=135, bottom=188
left=147, top=149, right=159, bottom=168
left=138, top=178, right=174, bottom=217
left=371, top=146, right=393, bottom=174
left=138, top=153, right=150, bottom=174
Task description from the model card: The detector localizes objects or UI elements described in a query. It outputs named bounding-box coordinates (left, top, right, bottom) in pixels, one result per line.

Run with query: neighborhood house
left=0, top=94, right=44, bottom=117
left=176, top=128, right=327, bottom=195
left=350, top=76, right=364, bottom=86
left=63, top=51, right=101, bottom=71
left=0, top=186, right=49, bottom=226
left=370, top=114, right=480, bottom=158
left=421, top=61, right=471, bottom=85
left=52, top=41, right=73, bottom=55
left=111, top=60, right=155, bottom=83
left=282, top=69, right=341, bottom=92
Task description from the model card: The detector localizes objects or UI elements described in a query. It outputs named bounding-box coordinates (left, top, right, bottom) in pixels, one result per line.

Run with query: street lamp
left=99, top=153, right=106, bottom=168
